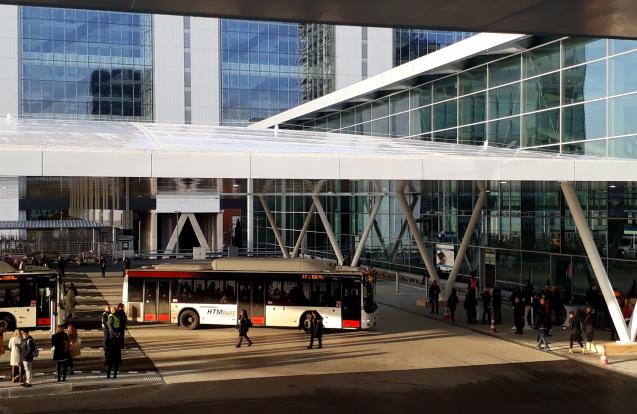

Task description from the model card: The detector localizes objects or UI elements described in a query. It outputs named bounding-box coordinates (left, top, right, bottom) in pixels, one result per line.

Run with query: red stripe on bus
left=37, top=318, right=51, bottom=326
left=252, top=316, right=265, bottom=325
left=127, top=270, right=201, bottom=278
left=144, top=314, right=157, bottom=321
left=342, top=320, right=360, bottom=328
left=158, top=314, right=170, bottom=322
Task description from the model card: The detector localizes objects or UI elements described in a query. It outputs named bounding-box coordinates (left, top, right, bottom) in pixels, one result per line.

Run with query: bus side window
left=330, top=281, right=342, bottom=307
left=128, top=279, right=144, bottom=302
left=1, top=284, right=19, bottom=307
left=220, top=280, right=236, bottom=304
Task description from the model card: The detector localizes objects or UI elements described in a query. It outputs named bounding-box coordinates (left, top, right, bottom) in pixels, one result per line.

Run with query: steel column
left=247, top=179, right=254, bottom=252
left=291, top=203, right=316, bottom=258
left=258, top=195, right=290, bottom=258
left=351, top=194, right=384, bottom=267
left=442, top=181, right=486, bottom=299
left=312, top=193, right=344, bottom=266
left=395, top=181, right=439, bottom=283
left=561, top=181, right=631, bottom=343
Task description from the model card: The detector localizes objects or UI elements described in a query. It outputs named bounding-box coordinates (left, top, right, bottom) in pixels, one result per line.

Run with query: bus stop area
left=2, top=268, right=637, bottom=406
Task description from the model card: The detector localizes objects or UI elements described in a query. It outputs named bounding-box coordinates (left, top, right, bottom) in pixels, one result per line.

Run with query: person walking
left=122, top=257, right=131, bottom=278
left=57, top=255, right=66, bottom=281
left=8, top=329, right=23, bottom=383
left=51, top=325, right=71, bottom=382
left=492, top=286, right=502, bottom=324
left=464, top=287, right=477, bottom=324
left=236, top=309, right=253, bottom=347
left=535, top=298, right=550, bottom=351
left=513, top=296, right=525, bottom=335
left=564, top=311, right=584, bottom=354
left=447, top=288, right=459, bottom=322
left=429, top=280, right=441, bottom=314
left=64, top=284, right=77, bottom=321
left=105, top=334, right=121, bottom=379
left=582, top=306, right=596, bottom=352
left=66, top=324, right=81, bottom=375
left=20, top=330, right=37, bottom=387
left=481, top=288, right=492, bottom=324
left=99, top=256, right=107, bottom=278
left=308, top=311, right=324, bottom=349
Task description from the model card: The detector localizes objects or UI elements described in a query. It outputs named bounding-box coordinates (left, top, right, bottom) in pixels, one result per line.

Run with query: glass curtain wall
left=253, top=179, right=637, bottom=303
left=20, top=7, right=153, bottom=120
left=394, top=29, right=474, bottom=66
left=301, top=37, right=637, bottom=159
left=220, top=20, right=335, bottom=126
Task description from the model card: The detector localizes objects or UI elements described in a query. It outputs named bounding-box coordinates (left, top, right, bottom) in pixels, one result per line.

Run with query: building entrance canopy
left=0, top=118, right=635, bottom=182
left=3, top=0, right=637, bottom=39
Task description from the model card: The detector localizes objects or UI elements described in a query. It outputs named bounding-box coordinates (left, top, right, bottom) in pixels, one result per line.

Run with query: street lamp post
left=175, top=211, right=180, bottom=259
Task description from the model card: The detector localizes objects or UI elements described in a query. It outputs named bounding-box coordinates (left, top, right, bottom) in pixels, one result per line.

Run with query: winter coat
left=8, top=336, right=22, bottom=366
left=492, top=288, right=502, bottom=307
left=51, top=332, right=71, bottom=361
left=582, top=312, right=595, bottom=333
left=566, top=317, right=582, bottom=335
left=238, top=315, right=251, bottom=335
left=429, top=284, right=441, bottom=301
left=311, top=315, right=324, bottom=338
left=464, top=290, right=477, bottom=310
left=482, top=290, right=491, bottom=308
left=20, top=336, right=36, bottom=362
left=535, top=309, right=549, bottom=330
left=116, top=309, right=128, bottom=330
left=447, top=292, right=459, bottom=310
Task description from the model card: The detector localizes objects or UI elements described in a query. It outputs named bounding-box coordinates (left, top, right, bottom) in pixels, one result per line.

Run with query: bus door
left=341, top=280, right=361, bottom=328
left=143, top=280, right=171, bottom=322
left=237, top=282, right=265, bottom=326
left=35, top=279, right=54, bottom=328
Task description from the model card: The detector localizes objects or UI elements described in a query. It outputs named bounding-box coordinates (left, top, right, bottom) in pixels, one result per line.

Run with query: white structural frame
left=395, top=181, right=439, bottom=284
left=351, top=191, right=384, bottom=267
left=442, top=181, right=486, bottom=300
left=560, top=181, right=632, bottom=343
left=258, top=194, right=290, bottom=258
left=312, top=193, right=345, bottom=266
left=162, top=213, right=210, bottom=256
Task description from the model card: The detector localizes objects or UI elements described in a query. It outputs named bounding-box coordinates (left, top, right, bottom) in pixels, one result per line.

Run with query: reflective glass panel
left=563, top=61, right=606, bottom=104
left=610, top=51, right=637, bottom=95
left=409, top=84, right=431, bottom=108
left=488, top=83, right=520, bottom=119
left=433, top=76, right=457, bottom=102
left=523, top=42, right=560, bottom=78
left=459, top=66, right=486, bottom=95
left=522, top=109, right=560, bottom=148
left=562, top=38, right=606, bottom=67
left=562, top=100, right=606, bottom=142
left=523, top=72, right=560, bottom=112
left=459, top=93, right=485, bottom=125
left=610, top=94, right=637, bottom=136
left=433, top=100, right=457, bottom=130
left=489, top=56, right=521, bottom=87
left=488, top=117, right=520, bottom=148
left=409, top=106, right=432, bottom=135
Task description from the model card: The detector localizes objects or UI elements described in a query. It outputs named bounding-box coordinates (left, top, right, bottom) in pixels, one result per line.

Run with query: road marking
left=91, top=371, right=101, bottom=374
left=128, top=371, right=138, bottom=374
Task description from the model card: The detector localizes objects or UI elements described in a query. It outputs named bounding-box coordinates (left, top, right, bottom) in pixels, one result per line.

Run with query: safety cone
left=490, top=319, right=497, bottom=333
left=600, top=345, right=609, bottom=366
left=443, top=307, right=450, bottom=321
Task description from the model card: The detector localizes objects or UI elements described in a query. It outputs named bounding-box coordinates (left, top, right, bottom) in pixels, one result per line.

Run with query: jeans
left=56, top=360, right=68, bottom=381
left=23, top=361, right=33, bottom=384
left=309, top=334, right=322, bottom=349
left=537, top=328, right=549, bottom=349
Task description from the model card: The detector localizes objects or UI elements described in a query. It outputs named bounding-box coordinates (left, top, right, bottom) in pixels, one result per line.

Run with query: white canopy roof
left=0, top=118, right=634, bottom=182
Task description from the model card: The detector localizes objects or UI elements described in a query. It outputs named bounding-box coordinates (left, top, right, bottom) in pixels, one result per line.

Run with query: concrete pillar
left=247, top=179, right=253, bottom=252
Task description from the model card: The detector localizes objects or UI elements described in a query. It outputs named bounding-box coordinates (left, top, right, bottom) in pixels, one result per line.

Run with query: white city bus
left=123, top=258, right=378, bottom=330
left=0, top=262, right=59, bottom=331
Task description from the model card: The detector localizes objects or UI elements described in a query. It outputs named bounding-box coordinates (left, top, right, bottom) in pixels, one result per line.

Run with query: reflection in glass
left=562, top=61, right=606, bottom=104
left=608, top=136, right=637, bottom=159
left=488, top=84, right=520, bottom=119
left=562, top=100, right=606, bottom=142
left=562, top=38, right=606, bottom=67
left=609, top=94, right=637, bottom=137
left=489, top=56, right=521, bottom=88
left=524, top=41, right=560, bottom=78
left=433, top=100, right=457, bottom=130
left=433, top=76, right=457, bottom=102
left=459, top=124, right=485, bottom=145
left=610, top=51, right=637, bottom=95
left=523, top=73, right=560, bottom=112
left=488, top=117, right=520, bottom=148
left=522, top=110, right=560, bottom=148
left=409, top=106, right=432, bottom=135
left=459, top=66, right=486, bottom=95
left=459, top=93, right=485, bottom=125
left=390, top=112, right=409, bottom=137
left=409, top=84, right=431, bottom=108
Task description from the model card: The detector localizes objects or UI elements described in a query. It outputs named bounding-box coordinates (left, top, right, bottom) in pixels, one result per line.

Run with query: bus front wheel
left=179, top=310, right=200, bottom=330
left=0, top=314, right=15, bottom=332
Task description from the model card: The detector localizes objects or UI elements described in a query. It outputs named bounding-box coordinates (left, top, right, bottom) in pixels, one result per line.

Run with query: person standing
left=64, top=285, right=77, bottom=321
left=107, top=306, right=121, bottom=344
left=100, top=305, right=111, bottom=362
left=513, top=296, right=525, bottom=335
left=535, top=298, right=550, bottom=351
left=20, top=330, right=37, bottom=387
left=116, top=303, right=127, bottom=349
left=105, top=334, right=121, bottom=379
left=66, top=324, right=81, bottom=375
left=582, top=306, right=596, bottom=352
left=57, top=255, right=66, bottom=281
left=524, top=281, right=534, bottom=326
left=99, top=256, right=107, bottom=278
left=51, top=325, right=70, bottom=382
left=308, top=311, right=324, bottom=349
left=8, top=329, right=23, bottom=383
left=564, top=311, right=584, bottom=354
left=464, top=287, right=477, bottom=324
left=122, top=257, right=131, bottom=278
left=481, top=288, right=492, bottom=324
left=429, top=280, right=441, bottom=314
left=447, top=288, right=459, bottom=322
left=236, top=309, right=253, bottom=347
left=492, top=286, right=502, bottom=324
left=0, top=326, right=5, bottom=356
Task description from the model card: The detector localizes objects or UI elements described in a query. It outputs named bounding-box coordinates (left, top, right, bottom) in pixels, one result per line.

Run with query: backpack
left=246, top=318, right=253, bottom=329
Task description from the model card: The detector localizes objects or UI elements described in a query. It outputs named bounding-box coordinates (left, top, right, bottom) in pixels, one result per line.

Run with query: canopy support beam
left=258, top=194, right=290, bottom=258
left=312, top=193, right=344, bottom=266
left=351, top=192, right=384, bottom=267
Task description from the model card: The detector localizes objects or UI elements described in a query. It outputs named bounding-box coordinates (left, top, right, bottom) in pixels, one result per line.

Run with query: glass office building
left=19, top=7, right=153, bottom=121
left=394, top=29, right=474, bottom=66
left=220, top=19, right=335, bottom=126
left=254, top=36, right=637, bottom=298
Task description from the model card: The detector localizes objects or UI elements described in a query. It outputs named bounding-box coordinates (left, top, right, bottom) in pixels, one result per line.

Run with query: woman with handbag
left=7, top=329, right=23, bottom=383
left=51, top=325, right=71, bottom=382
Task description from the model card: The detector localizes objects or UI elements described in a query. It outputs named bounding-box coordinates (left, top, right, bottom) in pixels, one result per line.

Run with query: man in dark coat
left=492, top=286, right=502, bottom=324
left=57, top=255, right=66, bottom=281
left=105, top=335, right=122, bottom=379
left=429, top=280, right=441, bottom=314
left=464, top=288, right=477, bottom=324
left=447, top=289, right=459, bottom=322
left=236, top=309, right=253, bottom=347
left=99, top=256, right=107, bottom=278
left=481, top=288, right=492, bottom=324
left=513, top=296, right=525, bottom=335
left=308, top=311, right=324, bottom=349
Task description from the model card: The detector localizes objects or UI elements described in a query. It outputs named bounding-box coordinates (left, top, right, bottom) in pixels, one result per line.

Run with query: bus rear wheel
left=0, top=314, right=15, bottom=332
left=179, top=310, right=199, bottom=330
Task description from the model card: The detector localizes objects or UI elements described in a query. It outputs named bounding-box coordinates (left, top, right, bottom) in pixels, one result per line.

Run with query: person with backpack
left=307, top=310, right=324, bottom=349
left=51, top=325, right=71, bottom=382
left=236, top=309, right=253, bottom=347
left=20, top=330, right=37, bottom=387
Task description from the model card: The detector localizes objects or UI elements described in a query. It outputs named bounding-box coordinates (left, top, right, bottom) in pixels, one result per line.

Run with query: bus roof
left=211, top=258, right=332, bottom=272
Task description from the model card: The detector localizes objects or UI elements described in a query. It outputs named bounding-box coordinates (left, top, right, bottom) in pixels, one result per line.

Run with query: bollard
left=395, top=271, right=400, bottom=293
